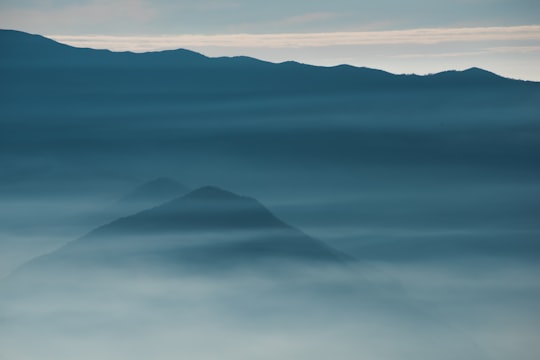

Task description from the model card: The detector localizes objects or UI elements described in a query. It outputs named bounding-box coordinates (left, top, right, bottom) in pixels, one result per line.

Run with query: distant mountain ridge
left=0, top=29, right=267, bottom=69
left=0, top=29, right=518, bottom=84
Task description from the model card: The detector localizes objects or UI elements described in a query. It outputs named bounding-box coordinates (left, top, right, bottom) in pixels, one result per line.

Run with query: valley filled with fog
left=1, top=30, right=539, bottom=359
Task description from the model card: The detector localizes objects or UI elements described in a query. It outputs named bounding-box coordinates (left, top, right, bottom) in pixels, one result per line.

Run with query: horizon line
left=45, top=25, right=540, bottom=81
left=2, top=26, right=539, bottom=81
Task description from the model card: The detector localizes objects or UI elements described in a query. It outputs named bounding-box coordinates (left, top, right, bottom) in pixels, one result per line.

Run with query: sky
left=0, top=0, right=539, bottom=78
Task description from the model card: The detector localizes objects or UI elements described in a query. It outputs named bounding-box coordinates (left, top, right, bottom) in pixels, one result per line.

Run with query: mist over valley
left=1, top=30, right=539, bottom=360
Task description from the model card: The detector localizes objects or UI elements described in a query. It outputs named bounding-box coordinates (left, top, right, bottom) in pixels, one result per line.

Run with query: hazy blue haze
left=1, top=30, right=539, bottom=359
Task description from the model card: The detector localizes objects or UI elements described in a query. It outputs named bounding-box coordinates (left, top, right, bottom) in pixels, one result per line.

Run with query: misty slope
left=15, top=186, right=348, bottom=278
left=1, top=186, right=484, bottom=360
left=0, top=188, right=489, bottom=360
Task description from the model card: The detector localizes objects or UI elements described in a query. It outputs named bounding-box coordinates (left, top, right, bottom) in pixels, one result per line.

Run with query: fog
left=2, top=32, right=540, bottom=359
left=2, top=253, right=539, bottom=360
left=1, top=186, right=539, bottom=359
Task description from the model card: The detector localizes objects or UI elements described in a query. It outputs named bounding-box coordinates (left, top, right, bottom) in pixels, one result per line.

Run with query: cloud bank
left=49, top=25, right=540, bottom=52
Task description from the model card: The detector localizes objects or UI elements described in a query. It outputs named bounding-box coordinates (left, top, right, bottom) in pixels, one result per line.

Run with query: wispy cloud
left=48, top=25, right=540, bottom=52
left=278, top=12, right=342, bottom=26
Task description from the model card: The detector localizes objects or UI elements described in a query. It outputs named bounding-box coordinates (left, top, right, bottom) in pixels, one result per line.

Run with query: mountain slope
left=0, top=29, right=266, bottom=69
left=15, top=187, right=349, bottom=278
left=0, top=29, right=206, bottom=67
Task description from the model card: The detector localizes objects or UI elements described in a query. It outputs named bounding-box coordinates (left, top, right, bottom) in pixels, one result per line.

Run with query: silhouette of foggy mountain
left=0, top=188, right=487, bottom=360
left=97, top=185, right=295, bottom=234
left=13, top=187, right=349, bottom=279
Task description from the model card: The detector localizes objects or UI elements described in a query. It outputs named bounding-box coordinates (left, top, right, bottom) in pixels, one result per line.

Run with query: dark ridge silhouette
left=428, top=66, right=508, bottom=86
left=0, top=29, right=265, bottom=69
left=463, top=67, right=500, bottom=77
left=0, top=29, right=529, bottom=88
left=0, top=29, right=208, bottom=68
left=13, top=187, right=350, bottom=279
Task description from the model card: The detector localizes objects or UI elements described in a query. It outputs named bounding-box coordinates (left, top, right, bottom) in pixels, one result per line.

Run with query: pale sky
left=1, top=0, right=539, bottom=80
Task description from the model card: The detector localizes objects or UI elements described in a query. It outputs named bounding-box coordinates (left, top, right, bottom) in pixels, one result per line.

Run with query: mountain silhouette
left=0, top=29, right=265, bottom=69
left=0, top=29, right=521, bottom=88
left=14, top=186, right=349, bottom=278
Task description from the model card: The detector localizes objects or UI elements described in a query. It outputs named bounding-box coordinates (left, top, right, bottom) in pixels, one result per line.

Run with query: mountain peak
left=462, top=67, right=500, bottom=77
left=22, top=186, right=349, bottom=274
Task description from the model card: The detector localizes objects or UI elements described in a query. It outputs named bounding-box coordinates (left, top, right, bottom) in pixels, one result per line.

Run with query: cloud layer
left=49, top=25, right=540, bottom=51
